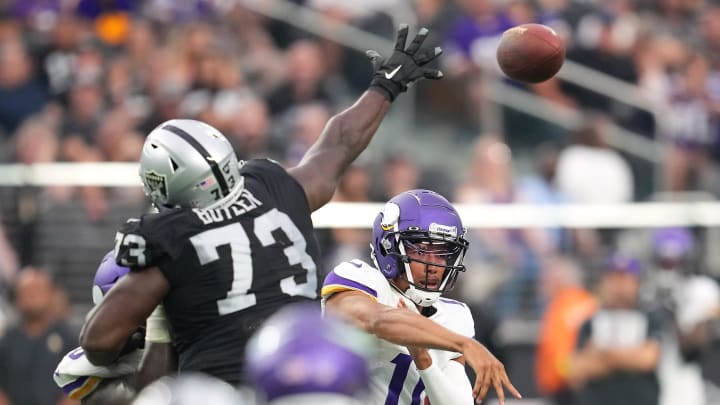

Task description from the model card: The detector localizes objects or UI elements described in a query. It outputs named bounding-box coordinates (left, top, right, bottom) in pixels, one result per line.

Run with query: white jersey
left=321, top=259, right=475, bottom=405
left=659, top=275, right=720, bottom=405
left=53, top=346, right=142, bottom=400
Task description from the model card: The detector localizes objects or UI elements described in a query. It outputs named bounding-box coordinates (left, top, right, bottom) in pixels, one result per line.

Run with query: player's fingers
left=476, top=367, right=492, bottom=403
left=472, top=372, right=484, bottom=399
left=395, top=24, right=409, bottom=51
left=503, top=375, right=522, bottom=399
left=366, top=50, right=381, bottom=61
left=365, top=50, right=383, bottom=71
left=477, top=379, right=491, bottom=404
left=415, top=46, right=442, bottom=65
left=422, top=68, right=443, bottom=80
left=493, top=375, right=506, bottom=405
left=406, top=27, right=429, bottom=55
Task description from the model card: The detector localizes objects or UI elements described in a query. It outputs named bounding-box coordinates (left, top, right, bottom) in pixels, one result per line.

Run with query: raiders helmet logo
left=144, top=170, right=168, bottom=201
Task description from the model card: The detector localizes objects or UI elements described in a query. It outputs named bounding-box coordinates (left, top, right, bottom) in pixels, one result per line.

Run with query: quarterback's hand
left=367, top=24, right=443, bottom=102
left=461, top=339, right=521, bottom=404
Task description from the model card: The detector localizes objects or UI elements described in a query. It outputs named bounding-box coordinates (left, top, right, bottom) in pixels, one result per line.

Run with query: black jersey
left=114, top=159, right=320, bottom=384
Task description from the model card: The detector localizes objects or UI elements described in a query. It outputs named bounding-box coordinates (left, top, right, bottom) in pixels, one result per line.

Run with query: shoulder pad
left=321, top=259, right=383, bottom=300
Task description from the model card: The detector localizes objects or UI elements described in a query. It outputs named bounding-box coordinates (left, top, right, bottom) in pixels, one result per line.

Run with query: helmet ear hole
left=380, top=237, right=392, bottom=254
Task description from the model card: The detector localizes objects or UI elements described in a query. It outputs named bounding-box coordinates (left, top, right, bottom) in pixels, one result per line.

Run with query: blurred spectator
left=701, top=4, right=720, bottom=70
left=10, top=117, right=62, bottom=266
left=456, top=135, right=554, bottom=317
left=0, top=220, right=19, bottom=295
left=375, top=155, right=421, bottom=201
left=647, top=0, right=702, bottom=45
left=139, top=74, right=188, bottom=134
left=565, top=5, right=639, bottom=94
left=59, top=69, right=105, bottom=161
left=556, top=116, right=634, bottom=204
left=661, top=52, right=718, bottom=193
left=142, top=0, right=215, bottom=24
left=282, top=102, right=331, bottom=166
left=180, top=48, right=247, bottom=129
left=0, top=219, right=18, bottom=338
left=324, top=164, right=372, bottom=269
left=11, top=0, right=63, bottom=23
left=266, top=40, right=337, bottom=116
left=95, top=108, right=143, bottom=162
left=224, top=92, right=277, bottom=161
left=0, top=37, right=49, bottom=136
left=95, top=108, right=146, bottom=204
left=310, top=1, right=395, bottom=94
left=76, top=0, right=134, bottom=47
left=640, top=227, right=697, bottom=310
left=518, top=142, right=601, bottom=258
left=570, top=254, right=661, bottom=405
left=444, top=0, right=513, bottom=76
left=0, top=267, right=78, bottom=405
left=36, top=15, right=86, bottom=102
left=536, top=255, right=598, bottom=405
left=516, top=143, right=568, bottom=251
left=642, top=228, right=720, bottom=405
left=455, top=135, right=517, bottom=284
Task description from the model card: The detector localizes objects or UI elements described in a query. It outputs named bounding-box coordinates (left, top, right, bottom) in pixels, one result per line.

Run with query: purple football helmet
left=371, top=189, right=468, bottom=305
left=245, top=303, right=371, bottom=403
left=92, top=250, right=130, bottom=305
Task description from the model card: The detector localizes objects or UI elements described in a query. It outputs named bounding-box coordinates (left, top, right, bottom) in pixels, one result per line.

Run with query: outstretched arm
left=80, top=267, right=169, bottom=366
left=289, top=25, right=443, bottom=211
left=325, top=291, right=521, bottom=404
left=289, top=91, right=390, bottom=211
left=398, top=301, right=474, bottom=405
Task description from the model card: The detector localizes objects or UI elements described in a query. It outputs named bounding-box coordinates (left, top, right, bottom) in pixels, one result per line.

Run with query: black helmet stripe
left=162, top=124, right=230, bottom=197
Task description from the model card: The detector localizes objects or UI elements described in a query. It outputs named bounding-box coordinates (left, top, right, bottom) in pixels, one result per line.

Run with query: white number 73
left=190, top=208, right=317, bottom=315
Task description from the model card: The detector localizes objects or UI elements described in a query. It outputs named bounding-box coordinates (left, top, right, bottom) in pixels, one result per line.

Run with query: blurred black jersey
left=115, top=159, right=320, bottom=384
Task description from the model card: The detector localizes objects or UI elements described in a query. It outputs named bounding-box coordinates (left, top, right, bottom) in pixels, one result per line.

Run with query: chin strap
left=389, top=279, right=440, bottom=307
left=404, top=286, right=441, bottom=307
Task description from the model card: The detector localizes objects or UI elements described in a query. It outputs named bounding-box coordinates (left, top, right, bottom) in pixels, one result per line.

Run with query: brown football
left=496, top=23, right=565, bottom=83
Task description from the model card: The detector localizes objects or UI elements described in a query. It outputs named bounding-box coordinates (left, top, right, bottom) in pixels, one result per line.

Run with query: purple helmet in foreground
left=92, top=251, right=130, bottom=305
left=246, top=303, right=372, bottom=404
left=371, top=189, right=468, bottom=306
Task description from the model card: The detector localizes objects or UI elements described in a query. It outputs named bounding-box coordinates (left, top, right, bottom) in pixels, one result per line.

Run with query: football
left=496, top=23, right=565, bottom=83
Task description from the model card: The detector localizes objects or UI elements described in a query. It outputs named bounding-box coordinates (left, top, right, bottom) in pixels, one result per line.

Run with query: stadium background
left=1, top=0, right=720, bottom=404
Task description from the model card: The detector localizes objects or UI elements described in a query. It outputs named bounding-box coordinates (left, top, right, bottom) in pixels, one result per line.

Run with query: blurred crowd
left=2, top=0, right=720, bottom=404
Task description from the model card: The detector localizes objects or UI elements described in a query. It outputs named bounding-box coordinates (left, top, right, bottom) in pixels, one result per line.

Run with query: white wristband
left=418, top=360, right=474, bottom=405
left=145, top=305, right=171, bottom=343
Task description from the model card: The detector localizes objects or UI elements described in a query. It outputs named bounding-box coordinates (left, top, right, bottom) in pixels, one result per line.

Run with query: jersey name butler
left=113, top=159, right=321, bottom=384
left=193, top=189, right=263, bottom=225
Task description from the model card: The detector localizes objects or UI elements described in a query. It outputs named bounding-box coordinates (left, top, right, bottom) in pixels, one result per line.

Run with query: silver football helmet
left=139, top=119, right=243, bottom=209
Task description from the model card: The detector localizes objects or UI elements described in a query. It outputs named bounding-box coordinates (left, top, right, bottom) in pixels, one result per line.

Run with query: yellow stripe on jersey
left=321, top=285, right=378, bottom=301
left=68, top=376, right=102, bottom=400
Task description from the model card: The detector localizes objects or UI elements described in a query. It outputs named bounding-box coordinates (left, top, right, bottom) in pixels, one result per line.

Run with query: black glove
left=368, top=24, right=443, bottom=102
